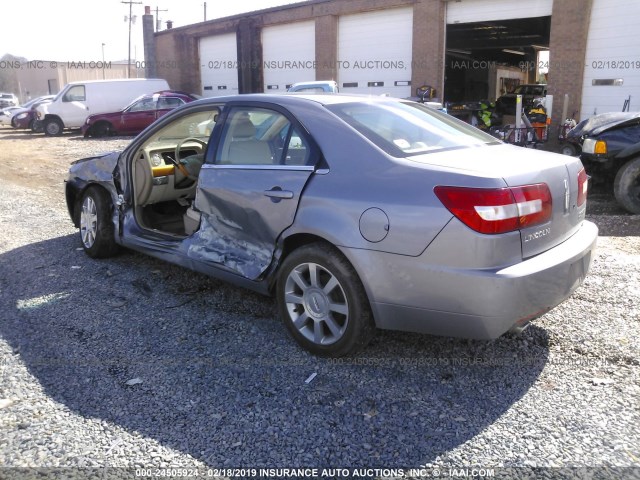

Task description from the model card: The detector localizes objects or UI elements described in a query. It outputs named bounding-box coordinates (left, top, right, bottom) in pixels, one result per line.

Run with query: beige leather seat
left=223, top=115, right=273, bottom=165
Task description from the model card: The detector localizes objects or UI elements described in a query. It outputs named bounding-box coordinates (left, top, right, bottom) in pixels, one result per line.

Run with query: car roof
left=191, top=93, right=409, bottom=107
left=289, top=80, right=338, bottom=87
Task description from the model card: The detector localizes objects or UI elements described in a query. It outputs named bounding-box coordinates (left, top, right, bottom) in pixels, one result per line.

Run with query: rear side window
left=327, top=101, right=499, bottom=157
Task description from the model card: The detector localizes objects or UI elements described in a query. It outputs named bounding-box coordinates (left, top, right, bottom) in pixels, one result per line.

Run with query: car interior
left=131, top=106, right=310, bottom=237
left=132, top=109, right=219, bottom=236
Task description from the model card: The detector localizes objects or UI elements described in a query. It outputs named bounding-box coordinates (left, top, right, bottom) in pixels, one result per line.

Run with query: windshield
left=144, top=109, right=219, bottom=146
left=327, top=101, right=499, bottom=157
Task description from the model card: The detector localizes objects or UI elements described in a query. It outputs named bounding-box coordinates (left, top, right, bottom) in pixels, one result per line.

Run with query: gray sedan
left=65, top=94, right=598, bottom=357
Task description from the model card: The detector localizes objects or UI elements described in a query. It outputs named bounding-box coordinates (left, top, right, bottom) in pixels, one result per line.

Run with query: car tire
left=276, top=242, right=375, bottom=357
left=31, top=121, right=43, bottom=133
left=613, top=157, right=640, bottom=214
left=93, top=122, right=112, bottom=138
left=43, top=118, right=63, bottom=136
left=79, top=186, right=119, bottom=258
left=560, top=143, right=577, bottom=156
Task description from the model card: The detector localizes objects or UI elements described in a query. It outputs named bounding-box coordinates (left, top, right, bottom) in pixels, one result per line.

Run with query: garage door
left=338, top=7, right=413, bottom=98
left=581, top=0, right=640, bottom=117
left=199, top=33, right=239, bottom=97
left=262, top=21, right=316, bottom=92
left=447, top=0, right=553, bottom=23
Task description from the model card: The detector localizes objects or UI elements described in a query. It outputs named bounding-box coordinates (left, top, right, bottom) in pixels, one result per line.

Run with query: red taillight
left=434, top=184, right=552, bottom=235
left=577, top=168, right=588, bottom=207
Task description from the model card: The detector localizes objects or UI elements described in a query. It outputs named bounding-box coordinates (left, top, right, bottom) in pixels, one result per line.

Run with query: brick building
left=147, top=0, right=639, bottom=128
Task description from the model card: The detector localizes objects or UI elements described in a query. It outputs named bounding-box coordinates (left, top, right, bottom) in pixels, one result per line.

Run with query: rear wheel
left=79, top=186, right=119, bottom=258
left=613, top=157, right=640, bottom=214
left=43, top=117, right=63, bottom=136
left=276, top=243, right=375, bottom=357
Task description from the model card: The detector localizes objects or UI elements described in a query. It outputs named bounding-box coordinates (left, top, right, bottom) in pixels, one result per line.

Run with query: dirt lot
left=0, top=126, right=638, bottom=474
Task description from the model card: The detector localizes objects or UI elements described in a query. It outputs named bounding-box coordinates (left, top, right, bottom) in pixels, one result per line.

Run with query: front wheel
left=79, top=186, right=119, bottom=258
left=560, top=143, right=577, bottom=156
left=92, top=121, right=112, bottom=137
left=613, top=157, right=640, bottom=214
left=276, top=243, right=375, bottom=357
left=31, top=120, right=43, bottom=133
left=43, top=118, right=63, bottom=136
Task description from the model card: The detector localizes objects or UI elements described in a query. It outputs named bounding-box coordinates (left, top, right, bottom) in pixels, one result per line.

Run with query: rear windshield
left=326, top=101, right=499, bottom=157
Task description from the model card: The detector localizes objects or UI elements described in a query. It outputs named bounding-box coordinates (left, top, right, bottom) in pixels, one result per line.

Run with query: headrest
left=232, top=116, right=256, bottom=138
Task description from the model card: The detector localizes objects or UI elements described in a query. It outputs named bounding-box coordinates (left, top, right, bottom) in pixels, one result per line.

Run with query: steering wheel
left=172, top=137, right=208, bottom=183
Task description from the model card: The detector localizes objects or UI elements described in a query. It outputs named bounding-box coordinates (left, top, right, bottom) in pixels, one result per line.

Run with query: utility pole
left=154, top=6, right=168, bottom=31
left=203, top=2, right=207, bottom=21
left=122, top=0, right=142, bottom=78
left=101, top=43, right=106, bottom=79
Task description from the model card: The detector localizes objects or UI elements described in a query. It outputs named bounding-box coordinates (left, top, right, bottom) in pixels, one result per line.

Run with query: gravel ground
left=0, top=128, right=639, bottom=479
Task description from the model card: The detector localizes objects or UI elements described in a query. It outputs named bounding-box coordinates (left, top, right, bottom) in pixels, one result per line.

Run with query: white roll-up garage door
left=199, top=33, right=239, bottom=97
left=581, top=0, right=640, bottom=117
left=338, top=7, right=413, bottom=98
left=262, top=21, right=316, bottom=92
left=446, top=0, right=553, bottom=23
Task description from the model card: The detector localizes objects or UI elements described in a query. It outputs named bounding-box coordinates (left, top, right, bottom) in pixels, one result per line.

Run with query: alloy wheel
left=284, top=262, right=349, bottom=346
left=80, top=195, right=98, bottom=248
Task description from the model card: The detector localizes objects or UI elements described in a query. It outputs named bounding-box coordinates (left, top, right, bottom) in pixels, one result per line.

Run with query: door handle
left=264, top=188, right=294, bottom=200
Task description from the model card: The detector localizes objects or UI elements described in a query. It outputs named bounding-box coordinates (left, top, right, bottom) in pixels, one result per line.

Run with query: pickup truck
left=567, top=111, right=640, bottom=213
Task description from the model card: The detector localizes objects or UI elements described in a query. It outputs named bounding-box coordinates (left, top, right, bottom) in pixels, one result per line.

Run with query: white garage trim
left=262, top=21, right=316, bottom=92
left=338, top=7, right=413, bottom=97
left=580, top=0, right=640, bottom=117
left=199, top=33, right=239, bottom=97
left=446, top=0, right=553, bottom=24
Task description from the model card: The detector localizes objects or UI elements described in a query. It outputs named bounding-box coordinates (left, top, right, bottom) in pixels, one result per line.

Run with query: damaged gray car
left=66, top=94, right=598, bottom=357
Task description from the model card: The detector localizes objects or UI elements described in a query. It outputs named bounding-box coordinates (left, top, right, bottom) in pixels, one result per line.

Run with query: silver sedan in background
left=65, top=94, right=598, bottom=356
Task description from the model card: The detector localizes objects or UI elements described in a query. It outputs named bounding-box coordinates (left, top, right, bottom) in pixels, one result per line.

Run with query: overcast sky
left=3, top=0, right=303, bottom=62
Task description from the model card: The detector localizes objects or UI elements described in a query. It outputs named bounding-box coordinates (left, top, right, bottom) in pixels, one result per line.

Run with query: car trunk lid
left=412, top=144, right=587, bottom=258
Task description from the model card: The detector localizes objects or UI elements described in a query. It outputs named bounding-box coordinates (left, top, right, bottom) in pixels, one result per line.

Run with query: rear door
left=190, top=104, right=317, bottom=280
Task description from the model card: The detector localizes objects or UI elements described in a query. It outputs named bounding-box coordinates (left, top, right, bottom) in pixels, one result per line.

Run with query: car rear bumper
left=344, top=220, right=598, bottom=340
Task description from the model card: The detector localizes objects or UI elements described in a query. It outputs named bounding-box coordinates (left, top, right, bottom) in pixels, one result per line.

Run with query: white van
left=37, top=78, right=170, bottom=136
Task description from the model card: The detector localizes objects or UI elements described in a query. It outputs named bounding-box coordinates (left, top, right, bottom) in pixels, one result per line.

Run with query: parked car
left=82, top=91, right=199, bottom=137
left=66, top=94, right=597, bottom=356
left=36, top=78, right=170, bottom=136
left=0, top=93, right=19, bottom=108
left=10, top=95, right=55, bottom=131
left=0, top=106, right=21, bottom=126
left=495, top=83, right=547, bottom=115
left=287, top=81, right=339, bottom=93
left=567, top=111, right=640, bottom=213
